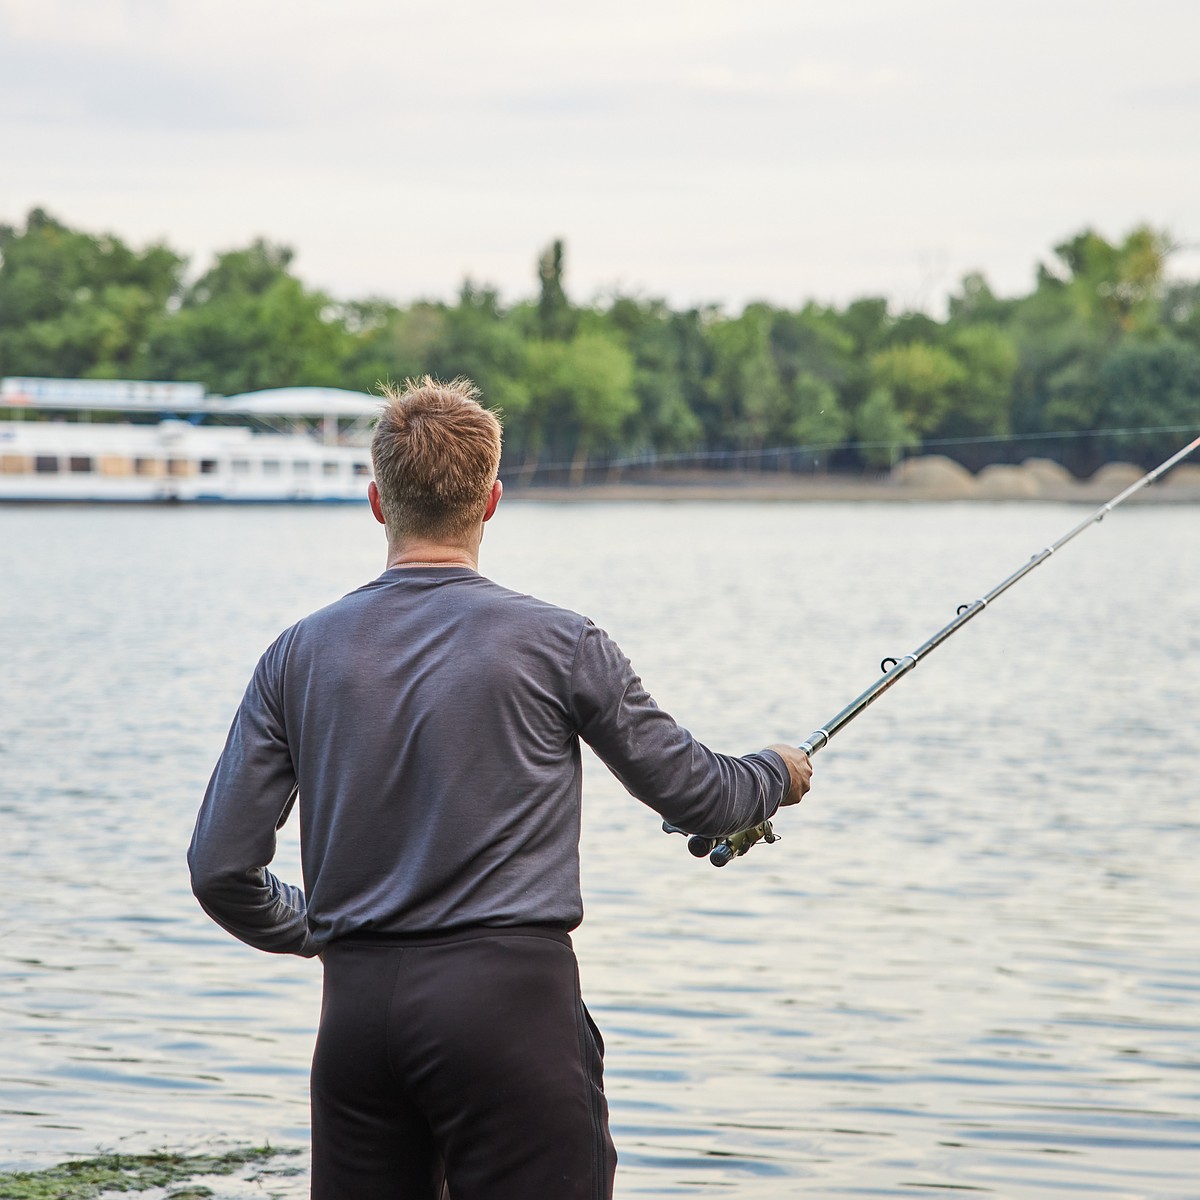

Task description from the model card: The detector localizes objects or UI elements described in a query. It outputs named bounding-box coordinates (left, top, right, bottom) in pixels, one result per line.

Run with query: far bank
left=503, top=455, right=1200, bottom=504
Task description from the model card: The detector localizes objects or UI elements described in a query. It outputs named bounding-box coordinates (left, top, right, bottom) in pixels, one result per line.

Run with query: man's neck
left=387, top=537, right=479, bottom=572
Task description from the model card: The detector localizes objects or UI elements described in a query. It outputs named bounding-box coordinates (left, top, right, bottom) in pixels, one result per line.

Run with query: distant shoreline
left=503, top=458, right=1200, bottom=505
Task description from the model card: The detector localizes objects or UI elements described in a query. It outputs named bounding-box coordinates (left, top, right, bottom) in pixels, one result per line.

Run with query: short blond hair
left=370, top=377, right=502, bottom=541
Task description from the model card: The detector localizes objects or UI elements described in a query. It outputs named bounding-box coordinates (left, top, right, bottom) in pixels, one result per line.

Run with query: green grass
left=0, top=1146, right=301, bottom=1200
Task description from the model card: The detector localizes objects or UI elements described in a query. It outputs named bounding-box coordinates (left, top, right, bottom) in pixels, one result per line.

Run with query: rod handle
left=709, top=820, right=776, bottom=867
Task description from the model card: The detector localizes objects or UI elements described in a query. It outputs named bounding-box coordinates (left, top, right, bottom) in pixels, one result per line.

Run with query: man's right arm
left=569, top=621, right=808, bottom=836
left=188, top=645, right=318, bottom=957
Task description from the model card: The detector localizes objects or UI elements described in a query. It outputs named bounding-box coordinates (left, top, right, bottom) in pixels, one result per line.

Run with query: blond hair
left=370, top=377, right=502, bottom=542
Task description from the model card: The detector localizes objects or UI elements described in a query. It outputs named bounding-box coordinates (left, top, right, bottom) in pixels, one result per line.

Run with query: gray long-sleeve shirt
left=188, top=566, right=787, bottom=956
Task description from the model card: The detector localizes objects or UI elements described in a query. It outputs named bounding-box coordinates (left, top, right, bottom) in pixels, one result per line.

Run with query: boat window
left=322, top=461, right=340, bottom=476
left=262, top=460, right=281, bottom=475
left=200, top=459, right=218, bottom=475
left=134, top=457, right=164, bottom=476
left=35, top=455, right=60, bottom=474
left=1, top=454, right=31, bottom=475
left=292, top=460, right=311, bottom=474
left=167, top=458, right=194, bottom=476
left=353, top=462, right=371, bottom=477
left=69, top=456, right=93, bottom=473
left=231, top=459, right=252, bottom=474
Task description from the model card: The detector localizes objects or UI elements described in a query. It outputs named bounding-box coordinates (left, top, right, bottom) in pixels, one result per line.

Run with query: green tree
left=1095, top=338, right=1200, bottom=460
left=6, top=210, right=1198, bottom=480
left=887, top=310, right=942, bottom=348
left=426, top=284, right=531, bottom=426
left=141, top=240, right=351, bottom=394
left=935, top=325, right=1018, bottom=438
left=1005, top=279, right=1100, bottom=438
left=1049, top=225, right=1168, bottom=339
left=833, top=296, right=893, bottom=425
left=854, top=387, right=919, bottom=468
left=840, top=297, right=891, bottom=355
left=947, top=272, right=1017, bottom=326
left=993, top=226, right=1172, bottom=456
left=769, top=304, right=853, bottom=389
left=604, top=296, right=702, bottom=454
left=1161, top=282, right=1200, bottom=350
left=767, top=306, right=852, bottom=448
left=868, top=341, right=966, bottom=435
left=703, top=306, right=788, bottom=449
left=524, top=332, right=636, bottom=481
left=786, top=371, right=849, bottom=448
left=535, top=239, right=576, bottom=341
left=347, top=285, right=532, bottom=450
left=347, top=302, right=449, bottom=391
left=0, top=208, right=183, bottom=379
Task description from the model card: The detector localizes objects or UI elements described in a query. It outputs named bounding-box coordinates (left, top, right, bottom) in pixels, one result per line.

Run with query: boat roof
left=219, top=387, right=382, bottom=418
left=1, top=377, right=383, bottom=420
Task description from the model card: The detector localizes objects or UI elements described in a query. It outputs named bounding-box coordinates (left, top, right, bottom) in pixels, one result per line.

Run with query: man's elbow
left=187, top=844, right=238, bottom=908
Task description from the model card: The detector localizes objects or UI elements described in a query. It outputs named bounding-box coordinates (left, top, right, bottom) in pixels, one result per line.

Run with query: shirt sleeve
left=188, top=634, right=318, bottom=957
left=568, top=621, right=788, bottom=836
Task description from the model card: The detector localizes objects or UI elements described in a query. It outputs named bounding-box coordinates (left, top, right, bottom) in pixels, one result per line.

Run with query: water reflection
left=1, top=502, right=1197, bottom=1197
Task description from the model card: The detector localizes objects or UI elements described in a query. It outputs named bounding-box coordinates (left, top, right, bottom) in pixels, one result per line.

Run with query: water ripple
left=2, top=503, right=1199, bottom=1197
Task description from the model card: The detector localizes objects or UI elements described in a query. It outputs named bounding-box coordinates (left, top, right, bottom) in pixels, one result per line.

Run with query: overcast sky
left=2, top=0, right=1198, bottom=314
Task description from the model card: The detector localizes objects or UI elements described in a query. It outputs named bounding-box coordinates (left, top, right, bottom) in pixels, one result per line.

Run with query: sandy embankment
left=505, top=456, right=1200, bottom=503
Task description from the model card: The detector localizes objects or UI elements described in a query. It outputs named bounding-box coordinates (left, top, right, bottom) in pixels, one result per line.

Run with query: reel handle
left=662, top=821, right=717, bottom=858
left=664, top=820, right=777, bottom=867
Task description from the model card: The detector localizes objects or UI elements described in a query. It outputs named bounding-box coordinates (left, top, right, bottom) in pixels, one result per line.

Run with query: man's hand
left=767, top=745, right=812, bottom=807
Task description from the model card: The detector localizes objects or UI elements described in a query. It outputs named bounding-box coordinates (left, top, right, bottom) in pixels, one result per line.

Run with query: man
left=189, top=377, right=812, bottom=1200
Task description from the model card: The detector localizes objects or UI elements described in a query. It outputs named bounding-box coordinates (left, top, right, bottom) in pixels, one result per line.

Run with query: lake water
left=1, top=500, right=1198, bottom=1198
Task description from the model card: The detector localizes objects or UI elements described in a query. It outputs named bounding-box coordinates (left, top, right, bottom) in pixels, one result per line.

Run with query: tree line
left=2, top=208, right=1198, bottom=479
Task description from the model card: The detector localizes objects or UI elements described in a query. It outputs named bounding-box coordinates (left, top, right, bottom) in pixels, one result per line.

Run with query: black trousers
left=310, top=926, right=617, bottom=1200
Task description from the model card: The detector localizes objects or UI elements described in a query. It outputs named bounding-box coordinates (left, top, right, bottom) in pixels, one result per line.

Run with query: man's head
left=370, top=377, right=503, bottom=545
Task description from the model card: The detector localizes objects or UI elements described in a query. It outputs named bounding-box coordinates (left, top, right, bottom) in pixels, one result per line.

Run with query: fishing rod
left=665, top=433, right=1200, bottom=868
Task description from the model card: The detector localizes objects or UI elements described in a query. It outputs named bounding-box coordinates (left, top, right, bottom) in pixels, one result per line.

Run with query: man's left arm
left=188, top=644, right=318, bottom=957
left=570, top=621, right=796, bottom=836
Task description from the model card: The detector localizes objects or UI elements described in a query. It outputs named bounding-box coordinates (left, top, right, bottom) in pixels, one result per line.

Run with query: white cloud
left=686, top=61, right=904, bottom=97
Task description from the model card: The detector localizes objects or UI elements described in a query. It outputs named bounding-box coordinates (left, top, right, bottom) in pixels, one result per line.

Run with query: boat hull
left=0, top=420, right=372, bottom=504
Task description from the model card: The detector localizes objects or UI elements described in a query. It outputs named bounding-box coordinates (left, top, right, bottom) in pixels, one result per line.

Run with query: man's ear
left=368, top=480, right=387, bottom=526
left=483, top=478, right=503, bottom=523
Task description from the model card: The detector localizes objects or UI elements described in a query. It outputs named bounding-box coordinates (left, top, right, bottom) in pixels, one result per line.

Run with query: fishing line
left=665, top=434, right=1200, bottom=867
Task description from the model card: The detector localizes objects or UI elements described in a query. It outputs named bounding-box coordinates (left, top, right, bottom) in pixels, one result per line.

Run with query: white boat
left=0, top=378, right=379, bottom=503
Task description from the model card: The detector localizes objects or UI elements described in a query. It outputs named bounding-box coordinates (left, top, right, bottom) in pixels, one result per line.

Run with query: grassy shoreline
left=0, top=1147, right=301, bottom=1200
